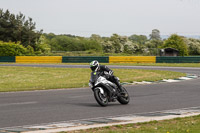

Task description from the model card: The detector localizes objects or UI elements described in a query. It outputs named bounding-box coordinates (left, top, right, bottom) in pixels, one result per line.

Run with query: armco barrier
left=0, top=56, right=15, bottom=62
left=16, top=56, right=62, bottom=63
left=109, top=56, right=156, bottom=63
left=1, top=56, right=200, bottom=63
left=156, top=56, right=200, bottom=63
left=62, top=56, right=109, bottom=63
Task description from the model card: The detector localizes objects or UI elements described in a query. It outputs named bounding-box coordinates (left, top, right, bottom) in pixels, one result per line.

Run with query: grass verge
left=106, top=63, right=200, bottom=67
left=2, top=63, right=200, bottom=67
left=66, top=115, right=200, bottom=133
left=0, top=66, right=186, bottom=92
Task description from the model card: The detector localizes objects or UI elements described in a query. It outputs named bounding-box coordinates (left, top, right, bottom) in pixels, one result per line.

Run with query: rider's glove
left=108, top=71, right=113, bottom=75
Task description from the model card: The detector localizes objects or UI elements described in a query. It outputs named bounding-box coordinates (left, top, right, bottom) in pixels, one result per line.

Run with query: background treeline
left=41, top=31, right=200, bottom=56
left=0, top=9, right=200, bottom=56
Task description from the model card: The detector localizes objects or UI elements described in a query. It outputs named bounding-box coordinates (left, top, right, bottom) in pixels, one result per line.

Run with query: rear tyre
left=117, top=87, right=130, bottom=104
left=94, top=88, right=108, bottom=106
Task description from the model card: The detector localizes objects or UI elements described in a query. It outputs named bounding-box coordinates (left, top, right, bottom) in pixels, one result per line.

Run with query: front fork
left=94, top=87, right=104, bottom=94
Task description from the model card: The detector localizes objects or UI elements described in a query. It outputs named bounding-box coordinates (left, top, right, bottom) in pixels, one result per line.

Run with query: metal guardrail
left=1, top=56, right=200, bottom=63
left=0, top=56, right=15, bottom=62
left=62, top=56, right=109, bottom=63
left=156, top=56, right=200, bottom=63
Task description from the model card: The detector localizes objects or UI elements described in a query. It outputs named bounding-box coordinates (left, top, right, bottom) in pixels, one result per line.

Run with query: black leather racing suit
left=97, top=65, right=122, bottom=91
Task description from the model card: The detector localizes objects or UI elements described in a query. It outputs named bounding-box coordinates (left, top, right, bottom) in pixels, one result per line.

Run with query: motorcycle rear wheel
left=94, top=88, right=108, bottom=107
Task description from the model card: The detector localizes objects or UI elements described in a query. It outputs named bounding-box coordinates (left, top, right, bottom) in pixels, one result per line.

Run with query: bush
left=0, top=41, right=28, bottom=56
left=162, top=34, right=188, bottom=56
left=184, top=38, right=200, bottom=55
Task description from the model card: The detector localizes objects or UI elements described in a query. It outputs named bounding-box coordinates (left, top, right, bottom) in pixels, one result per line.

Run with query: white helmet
left=90, top=60, right=99, bottom=72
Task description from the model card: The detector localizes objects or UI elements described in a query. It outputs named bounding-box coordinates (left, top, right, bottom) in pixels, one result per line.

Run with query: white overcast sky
left=1, top=0, right=200, bottom=37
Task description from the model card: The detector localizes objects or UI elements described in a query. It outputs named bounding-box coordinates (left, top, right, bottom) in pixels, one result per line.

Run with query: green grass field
left=0, top=66, right=185, bottom=92
left=106, top=63, right=200, bottom=67
left=2, top=62, right=200, bottom=67
left=67, top=115, right=200, bottom=133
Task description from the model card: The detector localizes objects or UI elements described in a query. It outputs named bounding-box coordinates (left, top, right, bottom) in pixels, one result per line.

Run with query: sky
left=1, top=0, right=200, bottom=37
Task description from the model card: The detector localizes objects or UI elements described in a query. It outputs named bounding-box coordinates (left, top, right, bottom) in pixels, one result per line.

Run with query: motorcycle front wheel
left=117, top=87, right=130, bottom=104
left=94, top=88, right=108, bottom=106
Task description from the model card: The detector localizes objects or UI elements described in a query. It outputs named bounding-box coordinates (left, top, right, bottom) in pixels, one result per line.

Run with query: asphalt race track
left=0, top=64, right=200, bottom=128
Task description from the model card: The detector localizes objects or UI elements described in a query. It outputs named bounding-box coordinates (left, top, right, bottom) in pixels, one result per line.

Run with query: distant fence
left=62, top=56, right=109, bottom=63
left=0, top=56, right=15, bottom=62
left=16, top=56, right=62, bottom=63
left=109, top=56, right=156, bottom=63
left=1, top=56, right=200, bottom=63
left=156, top=56, right=200, bottom=63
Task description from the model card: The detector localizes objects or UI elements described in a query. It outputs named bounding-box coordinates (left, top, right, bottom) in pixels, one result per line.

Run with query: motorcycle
left=89, top=71, right=130, bottom=106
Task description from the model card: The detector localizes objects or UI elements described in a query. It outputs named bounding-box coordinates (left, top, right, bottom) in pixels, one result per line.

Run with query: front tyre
left=117, top=87, right=130, bottom=104
left=94, top=88, right=108, bottom=107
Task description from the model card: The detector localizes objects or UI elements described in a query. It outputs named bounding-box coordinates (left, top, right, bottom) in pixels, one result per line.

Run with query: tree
left=128, top=34, right=148, bottom=45
left=124, top=41, right=140, bottom=54
left=162, top=34, right=188, bottom=56
left=145, top=40, right=163, bottom=48
left=110, top=34, right=127, bottom=53
left=46, top=34, right=102, bottom=52
left=43, top=33, right=56, bottom=40
left=149, top=29, right=161, bottom=40
left=184, top=38, right=200, bottom=55
left=102, top=40, right=115, bottom=53
left=0, top=9, right=42, bottom=51
left=90, top=34, right=102, bottom=42
left=21, top=17, right=42, bottom=49
left=49, top=35, right=72, bottom=51
left=35, top=35, right=51, bottom=55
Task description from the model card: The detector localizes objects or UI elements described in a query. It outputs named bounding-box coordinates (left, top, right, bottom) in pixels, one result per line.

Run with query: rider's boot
left=114, top=80, right=126, bottom=95
left=118, top=85, right=126, bottom=95
left=111, top=76, right=126, bottom=96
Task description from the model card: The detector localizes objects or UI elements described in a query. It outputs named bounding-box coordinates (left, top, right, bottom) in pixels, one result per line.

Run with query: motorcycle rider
left=90, top=60, right=124, bottom=94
